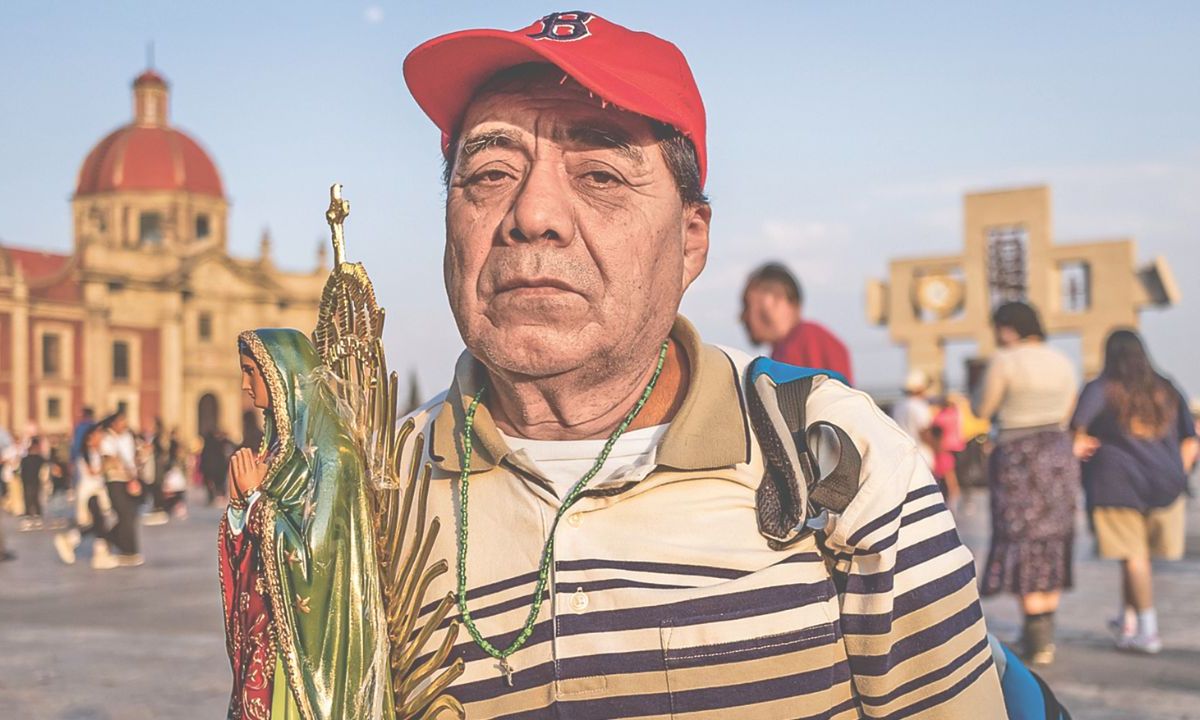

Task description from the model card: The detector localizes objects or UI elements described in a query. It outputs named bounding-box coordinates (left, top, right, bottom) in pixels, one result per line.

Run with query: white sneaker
left=142, top=510, right=169, bottom=526
left=91, top=540, right=119, bottom=570
left=116, top=553, right=144, bottom=567
left=1118, top=632, right=1162, bottom=655
left=1108, top=616, right=1135, bottom=645
left=53, top=530, right=80, bottom=565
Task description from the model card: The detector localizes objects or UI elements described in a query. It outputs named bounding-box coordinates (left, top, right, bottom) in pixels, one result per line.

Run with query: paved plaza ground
left=1, top=487, right=1198, bottom=719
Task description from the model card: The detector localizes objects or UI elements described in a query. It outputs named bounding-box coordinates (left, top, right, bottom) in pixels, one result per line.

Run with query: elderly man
left=399, top=12, right=1004, bottom=718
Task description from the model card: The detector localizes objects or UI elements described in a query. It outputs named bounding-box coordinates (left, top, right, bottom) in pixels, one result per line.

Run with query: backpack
left=744, top=356, right=1071, bottom=720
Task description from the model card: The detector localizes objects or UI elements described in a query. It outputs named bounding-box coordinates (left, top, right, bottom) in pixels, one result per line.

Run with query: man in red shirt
left=741, top=262, right=854, bottom=384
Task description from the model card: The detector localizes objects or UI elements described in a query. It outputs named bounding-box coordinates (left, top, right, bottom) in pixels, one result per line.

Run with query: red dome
left=75, top=124, right=224, bottom=198
left=134, top=69, right=167, bottom=86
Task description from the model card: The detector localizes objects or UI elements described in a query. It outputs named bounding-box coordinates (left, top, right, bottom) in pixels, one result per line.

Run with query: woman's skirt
left=981, top=429, right=1079, bottom=596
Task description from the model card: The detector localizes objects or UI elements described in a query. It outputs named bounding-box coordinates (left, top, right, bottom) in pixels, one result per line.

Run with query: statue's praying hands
left=228, top=447, right=268, bottom=497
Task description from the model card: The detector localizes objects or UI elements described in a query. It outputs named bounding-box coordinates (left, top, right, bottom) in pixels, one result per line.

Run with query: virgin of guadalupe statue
left=218, top=186, right=464, bottom=720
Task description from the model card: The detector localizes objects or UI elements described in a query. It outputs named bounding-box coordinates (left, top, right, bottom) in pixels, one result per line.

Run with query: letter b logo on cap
left=527, top=11, right=594, bottom=41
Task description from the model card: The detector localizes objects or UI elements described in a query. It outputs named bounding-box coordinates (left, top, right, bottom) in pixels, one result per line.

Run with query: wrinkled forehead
left=455, top=69, right=660, bottom=154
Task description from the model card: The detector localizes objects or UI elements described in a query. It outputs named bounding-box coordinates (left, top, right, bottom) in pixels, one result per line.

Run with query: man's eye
left=468, top=169, right=513, bottom=185
left=581, top=170, right=621, bottom=187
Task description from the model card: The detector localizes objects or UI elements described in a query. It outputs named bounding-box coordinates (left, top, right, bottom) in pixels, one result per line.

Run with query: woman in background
left=1071, top=329, right=1198, bottom=654
left=974, top=301, right=1080, bottom=665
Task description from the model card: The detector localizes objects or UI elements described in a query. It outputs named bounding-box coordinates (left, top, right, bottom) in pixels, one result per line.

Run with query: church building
left=0, top=69, right=325, bottom=441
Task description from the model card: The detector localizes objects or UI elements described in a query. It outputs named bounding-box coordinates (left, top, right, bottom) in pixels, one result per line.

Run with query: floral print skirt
left=981, top=429, right=1079, bottom=596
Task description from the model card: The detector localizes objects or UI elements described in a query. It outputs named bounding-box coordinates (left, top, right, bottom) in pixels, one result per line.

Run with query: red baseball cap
left=403, top=11, right=708, bottom=186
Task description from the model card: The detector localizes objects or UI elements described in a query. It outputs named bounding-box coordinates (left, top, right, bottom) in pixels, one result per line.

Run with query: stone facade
left=0, top=70, right=324, bottom=441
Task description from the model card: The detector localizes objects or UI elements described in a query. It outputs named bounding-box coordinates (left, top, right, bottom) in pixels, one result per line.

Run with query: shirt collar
left=429, top=315, right=751, bottom=474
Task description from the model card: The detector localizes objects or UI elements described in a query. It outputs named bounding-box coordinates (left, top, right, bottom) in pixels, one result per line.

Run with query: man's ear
left=681, top=203, right=711, bottom=290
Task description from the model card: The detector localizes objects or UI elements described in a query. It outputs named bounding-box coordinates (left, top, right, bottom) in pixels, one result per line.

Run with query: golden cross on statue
left=325, top=183, right=350, bottom=267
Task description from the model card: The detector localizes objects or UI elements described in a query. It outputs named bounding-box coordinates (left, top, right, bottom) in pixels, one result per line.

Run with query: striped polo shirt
left=401, top=317, right=1005, bottom=719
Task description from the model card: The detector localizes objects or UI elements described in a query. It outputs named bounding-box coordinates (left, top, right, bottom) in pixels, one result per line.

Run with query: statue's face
left=239, top=352, right=270, bottom=410
left=443, top=74, right=710, bottom=379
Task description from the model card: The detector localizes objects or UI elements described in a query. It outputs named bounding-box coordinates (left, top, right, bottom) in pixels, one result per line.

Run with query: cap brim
left=403, top=29, right=696, bottom=154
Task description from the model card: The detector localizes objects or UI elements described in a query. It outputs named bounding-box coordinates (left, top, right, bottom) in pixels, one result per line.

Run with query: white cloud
left=364, top=5, right=384, bottom=24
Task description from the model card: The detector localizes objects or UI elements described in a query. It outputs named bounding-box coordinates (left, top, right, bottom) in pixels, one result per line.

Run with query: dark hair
left=82, top=406, right=95, bottom=419
left=1102, top=329, right=1178, bottom=438
left=991, top=301, right=1044, bottom=340
left=83, top=424, right=103, bottom=445
left=745, top=262, right=803, bottom=306
left=442, top=63, right=708, bottom=206
left=100, top=409, right=125, bottom=430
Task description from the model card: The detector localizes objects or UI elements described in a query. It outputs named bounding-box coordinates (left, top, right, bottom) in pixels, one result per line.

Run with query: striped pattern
left=400, top=328, right=1004, bottom=719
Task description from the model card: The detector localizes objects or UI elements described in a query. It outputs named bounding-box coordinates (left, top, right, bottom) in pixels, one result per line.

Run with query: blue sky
left=3, top=1, right=1198, bottom=398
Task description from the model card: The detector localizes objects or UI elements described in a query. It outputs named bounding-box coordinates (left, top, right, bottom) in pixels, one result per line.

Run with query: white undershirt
left=500, top=424, right=669, bottom=497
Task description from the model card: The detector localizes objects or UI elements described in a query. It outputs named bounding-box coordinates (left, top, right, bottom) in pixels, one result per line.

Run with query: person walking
left=142, top=420, right=170, bottom=525
left=741, top=262, right=855, bottom=383
left=161, top=429, right=189, bottom=519
left=891, top=368, right=936, bottom=467
left=53, top=425, right=119, bottom=569
left=199, top=431, right=230, bottom=506
left=0, top=423, right=17, bottom=558
left=974, top=300, right=1080, bottom=664
left=18, top=436, right=48, bottom=530
left=931, top=395, right=965, bottom=504
left=1070, top=329, right=1198, bottom=654
left=99, top=409, right=143, bottom=566
left=69, top=406, right=96, bottom=486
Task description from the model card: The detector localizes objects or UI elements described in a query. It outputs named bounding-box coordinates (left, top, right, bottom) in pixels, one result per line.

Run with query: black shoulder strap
left=746, top=362, right=862, bottom=550
left=746, top=375, right=811, bottom=550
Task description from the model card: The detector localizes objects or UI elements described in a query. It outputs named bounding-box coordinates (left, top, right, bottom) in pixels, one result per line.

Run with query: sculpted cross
left=865, top=185, right=1177, bottom=385
left=325, top=183, right=350, bottom=267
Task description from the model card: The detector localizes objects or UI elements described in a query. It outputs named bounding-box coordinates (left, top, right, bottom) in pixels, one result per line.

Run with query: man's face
left=444, top=74, right=710, bottom=379
left=740, top=285, right=794, bottom=346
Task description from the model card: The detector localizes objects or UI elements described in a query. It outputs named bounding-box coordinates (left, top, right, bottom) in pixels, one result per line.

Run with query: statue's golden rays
left=312, top=184, right=465, bottom=719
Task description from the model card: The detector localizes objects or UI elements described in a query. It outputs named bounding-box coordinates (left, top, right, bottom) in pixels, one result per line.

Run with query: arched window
left=139, top=211, right=164, bottom=245
left=198, top=393, right=220, bottom=437
left=195, top=214, right=211, bottom=241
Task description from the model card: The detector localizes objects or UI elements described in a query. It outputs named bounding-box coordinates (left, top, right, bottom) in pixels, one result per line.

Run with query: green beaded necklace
left=456, top=340, right=669, bottom=687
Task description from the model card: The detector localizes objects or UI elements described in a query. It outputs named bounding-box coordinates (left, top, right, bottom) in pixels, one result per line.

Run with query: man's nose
left=504, top=160, right=572, bottom=246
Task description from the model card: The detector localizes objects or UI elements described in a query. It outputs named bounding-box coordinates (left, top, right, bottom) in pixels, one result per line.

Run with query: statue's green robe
left=218, top=328, right=393, bottom=720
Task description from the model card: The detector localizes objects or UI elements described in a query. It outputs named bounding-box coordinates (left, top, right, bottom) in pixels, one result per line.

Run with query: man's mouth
left=495, top=276, right=579, bottom=296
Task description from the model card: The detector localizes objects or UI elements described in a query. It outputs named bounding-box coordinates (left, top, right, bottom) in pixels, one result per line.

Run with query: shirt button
left=569, top=589, right=589, bottom=613
left=567, top=512, right=582, bottom=528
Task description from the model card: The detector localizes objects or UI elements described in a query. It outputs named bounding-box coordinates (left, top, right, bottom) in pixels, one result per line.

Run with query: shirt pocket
left=658, top=579, right=841, bottom=719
